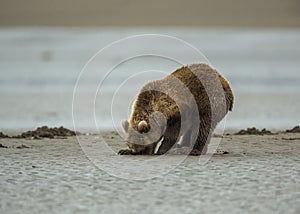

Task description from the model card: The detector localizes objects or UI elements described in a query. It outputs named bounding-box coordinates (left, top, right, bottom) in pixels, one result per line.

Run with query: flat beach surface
left=1, top=131, right=299, bottom=213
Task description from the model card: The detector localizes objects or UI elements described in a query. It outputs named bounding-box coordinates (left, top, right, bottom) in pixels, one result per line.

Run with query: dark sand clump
left=286, top=126, right=300, bottom=133
left=15, top=126, right=76, bottom=139
left=0, top=132, right=9, bottom=138
left=0, top=143, right=8, bottom=148
left=0, top=126, right=77, bottom=139
left=235, top=127, right=273, bottom=135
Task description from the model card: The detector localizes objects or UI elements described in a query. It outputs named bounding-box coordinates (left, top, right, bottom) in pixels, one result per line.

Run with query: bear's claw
left=118, top=149, right=133, bottom=155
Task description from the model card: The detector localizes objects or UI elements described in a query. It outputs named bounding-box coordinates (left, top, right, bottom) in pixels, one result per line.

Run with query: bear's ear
left=122, top=120, right=129, bottom=132
left=138, top=120, right=149, bottom=133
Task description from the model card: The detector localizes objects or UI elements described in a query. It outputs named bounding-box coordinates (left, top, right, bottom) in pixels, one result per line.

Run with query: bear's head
left=122, top=112, right=166, bottom=154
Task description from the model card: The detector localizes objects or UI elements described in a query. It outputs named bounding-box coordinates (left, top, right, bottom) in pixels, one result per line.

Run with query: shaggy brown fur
left=119, top=63, right=234, bottom=155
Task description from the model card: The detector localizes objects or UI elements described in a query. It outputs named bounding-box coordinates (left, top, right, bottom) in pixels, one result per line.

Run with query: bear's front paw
left=118, top=149, right=134, bottom=155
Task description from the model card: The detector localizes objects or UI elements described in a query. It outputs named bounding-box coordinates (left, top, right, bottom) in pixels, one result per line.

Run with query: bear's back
left=169, top=63, right=232, bottom=120
left=131, top=63, right=233, bottom=129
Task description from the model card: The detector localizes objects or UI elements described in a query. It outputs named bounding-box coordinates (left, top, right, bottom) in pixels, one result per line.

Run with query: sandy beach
left=0, top=129, right=299, bottom=213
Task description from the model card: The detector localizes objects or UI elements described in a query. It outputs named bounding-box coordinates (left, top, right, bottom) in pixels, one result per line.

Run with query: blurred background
left=0, top=0, right=299, bottom=131
left=1, top=0, right=300, bottom=27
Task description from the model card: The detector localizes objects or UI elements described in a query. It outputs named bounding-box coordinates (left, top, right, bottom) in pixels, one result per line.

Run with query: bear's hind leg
left=189, top=122, right=211, bottom=156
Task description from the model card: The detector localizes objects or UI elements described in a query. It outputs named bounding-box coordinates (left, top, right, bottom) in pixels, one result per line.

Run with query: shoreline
left=1, top=125, right=299, bottom=137
left=1, top=126, right=299, bottom=154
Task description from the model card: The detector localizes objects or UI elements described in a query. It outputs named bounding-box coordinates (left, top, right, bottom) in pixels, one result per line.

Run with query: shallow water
left=0, top=28, right=300, bottom=131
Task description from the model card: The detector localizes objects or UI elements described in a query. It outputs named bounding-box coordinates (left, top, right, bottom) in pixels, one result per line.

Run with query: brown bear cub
left=119, top=63, right=234, bottom=156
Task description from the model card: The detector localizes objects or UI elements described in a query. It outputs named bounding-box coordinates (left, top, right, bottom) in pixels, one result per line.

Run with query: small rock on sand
left=16, top=144, right=31, bottom=149
left=282, top=137, right=300, bottom=141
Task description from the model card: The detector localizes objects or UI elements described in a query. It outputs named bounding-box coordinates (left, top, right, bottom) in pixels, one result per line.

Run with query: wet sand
left=0, top=130, right=299, bottom=213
